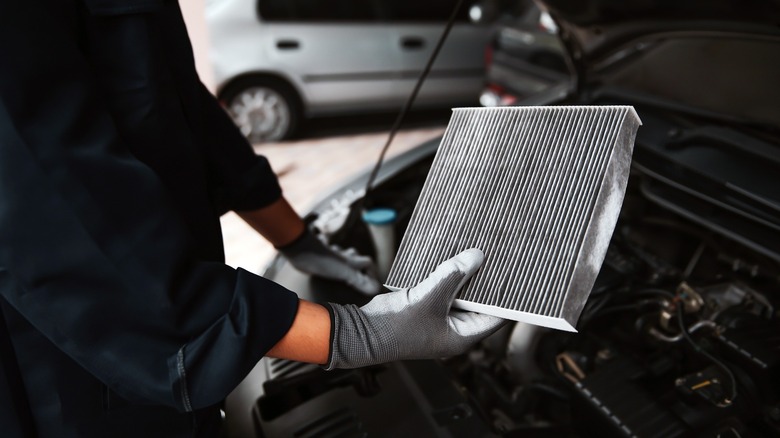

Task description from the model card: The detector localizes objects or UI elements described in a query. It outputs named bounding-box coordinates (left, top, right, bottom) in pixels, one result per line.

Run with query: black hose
left=635, top=288, right=676, bottom=300
left=676, top=304, right=738, bottom=406
left=588, top=299, right=666, bottom=319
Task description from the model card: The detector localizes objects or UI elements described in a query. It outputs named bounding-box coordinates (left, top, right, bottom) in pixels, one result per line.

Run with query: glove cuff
left=277, top=228, right=334, bottom=260
left=323, top=302, right=337, bottom=370
left=274, top=227, right=312, bottom=252
left=324, top=302, right=398, bottom=370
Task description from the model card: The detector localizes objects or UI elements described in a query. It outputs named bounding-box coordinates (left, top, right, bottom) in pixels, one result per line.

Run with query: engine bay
left=443, top=178, right=780, bottom=437
left=244, top=107, right=780, bottom=437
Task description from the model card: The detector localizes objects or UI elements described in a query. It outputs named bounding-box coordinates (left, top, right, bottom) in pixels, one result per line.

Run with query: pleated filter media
left=385, top=106, right=641, bottom=332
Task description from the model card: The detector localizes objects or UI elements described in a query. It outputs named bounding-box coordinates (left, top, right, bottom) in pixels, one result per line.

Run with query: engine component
left=716, top=320, right=780, bottom=395
left=386, top=105, right=641, bottom=331
left=676, top=365, right=731, bottom=408
left=362, top=208, right=398, bottom=281
left=565, top=355, right=690, bottom=437
left=252, top=361, right=494, bottom=437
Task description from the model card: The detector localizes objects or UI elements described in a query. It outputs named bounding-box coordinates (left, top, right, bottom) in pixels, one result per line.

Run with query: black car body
left=226, top=1, right=780, bottom=436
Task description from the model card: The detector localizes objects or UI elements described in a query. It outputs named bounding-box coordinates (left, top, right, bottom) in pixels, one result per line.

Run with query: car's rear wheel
left=221, top=77, right=301, bottom=143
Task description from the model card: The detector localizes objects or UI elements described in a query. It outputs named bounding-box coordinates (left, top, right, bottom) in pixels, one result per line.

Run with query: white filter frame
left=384, top=106, right=642, bottom=332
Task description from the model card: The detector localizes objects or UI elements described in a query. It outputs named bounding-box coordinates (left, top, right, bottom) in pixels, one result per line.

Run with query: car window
left=377, top=0, right=471, bottom=22
left=257, top=0, right=378, bottom=22
left=257, top=0, right=470, bottom=23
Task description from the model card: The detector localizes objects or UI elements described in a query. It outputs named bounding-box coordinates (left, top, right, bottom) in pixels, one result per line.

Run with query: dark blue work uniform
left=0, top=0, right=300, bottom=436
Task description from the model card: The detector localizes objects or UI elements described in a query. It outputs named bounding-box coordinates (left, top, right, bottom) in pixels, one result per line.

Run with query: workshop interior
left=204, top=0, right=780, bottom=436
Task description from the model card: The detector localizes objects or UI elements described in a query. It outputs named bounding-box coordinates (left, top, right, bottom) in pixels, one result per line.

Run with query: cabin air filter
left=384, top=106, right=641, bottom=332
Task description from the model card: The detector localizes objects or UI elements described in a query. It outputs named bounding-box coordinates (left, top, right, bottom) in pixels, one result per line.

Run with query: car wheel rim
left=228, top=86, right=291, bottom=143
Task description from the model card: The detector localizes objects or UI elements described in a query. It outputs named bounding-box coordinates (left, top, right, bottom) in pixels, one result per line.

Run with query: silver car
left=206, top=0, right=493, bottom=142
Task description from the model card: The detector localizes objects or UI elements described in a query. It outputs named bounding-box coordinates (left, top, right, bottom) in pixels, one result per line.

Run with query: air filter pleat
left=544, top=111, right=623, bottom=316
left=538, top=111, right=609, bottom=315
left=520, top=108, right=619, bottom=316
left=468, top=108, right=531, bottom=306
left=513, top=108, right=584, bottom=315
left=385, top=106, right=641, bottom=331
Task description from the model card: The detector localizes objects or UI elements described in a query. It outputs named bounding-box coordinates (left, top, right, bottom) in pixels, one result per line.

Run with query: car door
left=380, top=0, right=493, bottom=108
left=258, top=0, right=402, bottom=115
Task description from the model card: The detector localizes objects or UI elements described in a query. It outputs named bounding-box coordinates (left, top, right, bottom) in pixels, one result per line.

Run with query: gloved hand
left=325, top=248, right=506, bottom=369
left=278, top=229, right=381, bottom=295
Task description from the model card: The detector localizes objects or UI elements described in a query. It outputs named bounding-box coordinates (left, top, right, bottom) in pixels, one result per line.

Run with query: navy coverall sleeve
left=0, top=2, right=299, bottom=412
left=195, top=82, right=284, bottom=214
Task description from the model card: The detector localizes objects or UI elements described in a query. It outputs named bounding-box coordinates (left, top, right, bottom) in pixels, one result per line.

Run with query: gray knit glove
left=278, top=229, right=381, bottom=295
left=325, top=248, right=505, bottom=369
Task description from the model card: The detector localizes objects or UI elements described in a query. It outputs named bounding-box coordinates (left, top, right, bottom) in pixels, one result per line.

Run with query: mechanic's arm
left=238, top=194, right=505, bottom=368
left=236, top=198, right=381, bottom=295
left=236, top=197, right=305, bottom=247
left=192, top=73, right=381, bottom=294
left=268, top=249, right=506, bottom=369
left=267, top=300, right=330, bottom=364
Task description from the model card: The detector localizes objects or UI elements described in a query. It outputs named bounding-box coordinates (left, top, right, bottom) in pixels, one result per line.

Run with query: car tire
left=220, top=77, right=301, bottom=143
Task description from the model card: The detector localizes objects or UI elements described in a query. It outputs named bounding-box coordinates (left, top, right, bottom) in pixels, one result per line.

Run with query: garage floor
left=220, top=126, right=445, bottom=274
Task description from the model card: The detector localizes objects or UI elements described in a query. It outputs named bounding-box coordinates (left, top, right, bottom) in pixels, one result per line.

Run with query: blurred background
left=180, top=0, right=567, bottom=271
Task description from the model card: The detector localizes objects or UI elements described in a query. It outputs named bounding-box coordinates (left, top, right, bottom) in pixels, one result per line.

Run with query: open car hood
left=538, top=0, right=780, bottom=61
left=533, top=0, right=780, bottom=130
left=521, top=0, right=780, bottom=261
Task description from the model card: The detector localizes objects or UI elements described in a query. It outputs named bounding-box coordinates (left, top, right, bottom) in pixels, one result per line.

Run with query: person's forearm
left=267, top=299, right=331, bottom=364
left=237, top=197, right=305, bottom=248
